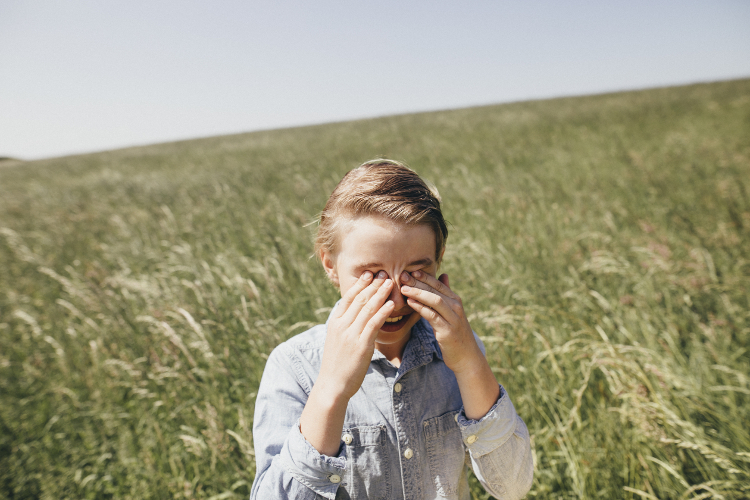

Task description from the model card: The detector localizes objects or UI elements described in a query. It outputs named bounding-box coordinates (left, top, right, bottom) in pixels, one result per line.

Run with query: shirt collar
left=399, top=318, right=443, bottom=371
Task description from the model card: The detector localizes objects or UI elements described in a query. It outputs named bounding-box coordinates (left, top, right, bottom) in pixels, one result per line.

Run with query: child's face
left=321, top=215, right=439, bottom=349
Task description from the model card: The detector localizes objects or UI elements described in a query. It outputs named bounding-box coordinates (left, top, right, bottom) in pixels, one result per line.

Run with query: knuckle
left=362, top=302, right=377, bottom=316
left=355, top=293, right=369, bottom=307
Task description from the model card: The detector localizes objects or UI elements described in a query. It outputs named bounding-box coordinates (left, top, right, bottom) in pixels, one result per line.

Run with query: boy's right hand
left=300, top=271, right=393, bottom=456
left=317, top=270, right=395, bottom=401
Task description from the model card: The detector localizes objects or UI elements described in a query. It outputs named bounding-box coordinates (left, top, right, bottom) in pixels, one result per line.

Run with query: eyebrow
left=353, top=258, right=434, bottom=273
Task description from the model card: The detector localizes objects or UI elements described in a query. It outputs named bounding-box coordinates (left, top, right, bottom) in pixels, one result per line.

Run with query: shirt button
left=342, top=434, right=353, bottom=445
left=329, top=474, right=341, bottom=484
left=403, top=448, right=413, bottom=459
left=467, top=435, right=478, bottom=444
left=394, top=383, right=402, bottom=393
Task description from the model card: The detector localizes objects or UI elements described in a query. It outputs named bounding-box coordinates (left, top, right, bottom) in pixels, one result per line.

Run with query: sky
left=1, top=1, right=749, bottom=161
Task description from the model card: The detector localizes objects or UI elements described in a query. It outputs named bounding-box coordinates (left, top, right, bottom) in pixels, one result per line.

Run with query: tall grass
left=1, top=79, right=749, bottom=499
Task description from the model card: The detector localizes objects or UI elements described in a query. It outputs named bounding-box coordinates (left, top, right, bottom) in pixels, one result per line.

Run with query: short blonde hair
left=315, top=159, right=448, bottom=262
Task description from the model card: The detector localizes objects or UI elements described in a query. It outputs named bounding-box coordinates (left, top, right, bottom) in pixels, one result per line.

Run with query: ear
left=320, top=249, right=339, bottom=287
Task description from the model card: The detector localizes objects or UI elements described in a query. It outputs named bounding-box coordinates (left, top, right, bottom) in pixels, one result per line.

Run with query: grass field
left=1, top=79, right=749, bottom=499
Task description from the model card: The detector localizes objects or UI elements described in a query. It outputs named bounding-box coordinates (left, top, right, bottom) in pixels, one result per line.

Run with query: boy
left=251, top=159, right=532, bottom=499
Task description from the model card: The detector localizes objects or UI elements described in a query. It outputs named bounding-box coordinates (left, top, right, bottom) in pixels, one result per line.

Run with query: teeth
left=384, top=316, right=403, bottom=323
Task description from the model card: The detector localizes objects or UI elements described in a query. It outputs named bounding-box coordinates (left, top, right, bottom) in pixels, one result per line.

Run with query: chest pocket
left=423, top=410, right=466, bottom=497
left=338, top=425, right=391, bottom=500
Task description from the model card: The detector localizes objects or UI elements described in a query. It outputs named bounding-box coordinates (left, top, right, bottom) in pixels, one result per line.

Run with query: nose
left=388, top=273, right=407, bottom=311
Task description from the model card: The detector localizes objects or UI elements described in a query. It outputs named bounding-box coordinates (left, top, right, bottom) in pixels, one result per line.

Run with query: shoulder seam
left=284, top=343, right=313, bottom=395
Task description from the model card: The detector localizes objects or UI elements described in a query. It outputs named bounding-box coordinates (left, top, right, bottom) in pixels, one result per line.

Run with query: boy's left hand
left=400, top=271, right=484, bottom=375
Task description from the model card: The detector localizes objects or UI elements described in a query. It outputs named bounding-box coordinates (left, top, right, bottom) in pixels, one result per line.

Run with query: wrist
left=312, top=373, right=353, bottom=406
left=449, top=346, right=488, bottom=377
left=300, top=378, right=350, bottom=457
left=453, top=357, right=501, bottom=421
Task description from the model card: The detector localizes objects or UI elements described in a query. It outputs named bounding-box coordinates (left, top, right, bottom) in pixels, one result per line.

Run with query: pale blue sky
left=2, top=1, right=749, bottom=160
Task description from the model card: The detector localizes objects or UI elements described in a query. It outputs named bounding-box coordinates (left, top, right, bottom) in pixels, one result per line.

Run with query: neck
left=375, top=331, right=412, bottom=368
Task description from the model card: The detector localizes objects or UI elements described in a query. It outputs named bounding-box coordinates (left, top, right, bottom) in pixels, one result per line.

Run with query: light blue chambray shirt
left=250, top=309, right=533, bottom=500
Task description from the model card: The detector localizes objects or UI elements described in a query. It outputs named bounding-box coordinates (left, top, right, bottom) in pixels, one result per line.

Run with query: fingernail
left=377, top=271, right=387, bottom=279
left=413, top=270, right=422, bottom=278
left=400, top=271, right=410, bottom=282
left=401, top=285, right=411, bottom=292
left=384, top=279, right=393, bottom=286
left=362, top=271, right=372, bottom=279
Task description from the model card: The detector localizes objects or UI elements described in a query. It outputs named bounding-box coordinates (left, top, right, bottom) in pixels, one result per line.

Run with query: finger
left=335, top=271, right=374, bottom=318
left=351, top=277, right=394, bottom=333
left=341, top=271, right=389, bottom=324
left=401, top=282, right=456, bottom=322
left=406, top=297, right=446, bottom=327
left=399, top=270, right=452, bottom=304
left=398, top=271, right=446, bottom=301
left=411, top=270, right=459, bottom=300
left=360, top=299, right=396, bottom=346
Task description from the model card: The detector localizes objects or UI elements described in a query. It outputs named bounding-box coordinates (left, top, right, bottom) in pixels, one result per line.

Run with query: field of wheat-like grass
left=1, top=79, right=749, bottom=499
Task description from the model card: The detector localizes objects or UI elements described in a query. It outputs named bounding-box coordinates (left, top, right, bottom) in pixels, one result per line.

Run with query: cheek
left=338, top=275, right=358, bottom=296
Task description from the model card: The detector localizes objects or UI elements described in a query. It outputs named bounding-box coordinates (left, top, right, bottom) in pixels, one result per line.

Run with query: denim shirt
left=250, top=311, right=533, bottom=500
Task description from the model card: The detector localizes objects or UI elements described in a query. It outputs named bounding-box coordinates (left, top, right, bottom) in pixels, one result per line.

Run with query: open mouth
left=380, top=312, right=411, bottom=332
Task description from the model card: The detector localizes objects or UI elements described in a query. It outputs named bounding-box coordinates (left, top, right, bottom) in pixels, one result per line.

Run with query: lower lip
left=380, top=313, right=412, bottom=333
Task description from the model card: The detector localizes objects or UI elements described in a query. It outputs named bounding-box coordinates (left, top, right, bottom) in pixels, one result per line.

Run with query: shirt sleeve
left=250, top=344, right=347, bottom=500
left=456, top=385, right=534, bottom=500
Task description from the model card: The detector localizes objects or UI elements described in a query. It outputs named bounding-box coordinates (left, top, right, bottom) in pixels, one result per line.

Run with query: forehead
left=335, top=215, right=437, bottom=267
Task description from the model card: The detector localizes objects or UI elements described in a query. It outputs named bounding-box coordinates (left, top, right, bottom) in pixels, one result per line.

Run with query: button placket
left=391, top=376, right=423, bottom=499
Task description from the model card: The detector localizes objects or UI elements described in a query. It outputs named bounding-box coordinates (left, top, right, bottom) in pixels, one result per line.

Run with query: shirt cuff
left=279, top=420, right=348, bottom=499
left=456, top=385, right=519, bottom=457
